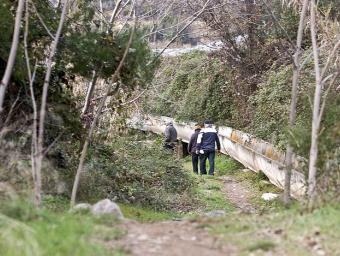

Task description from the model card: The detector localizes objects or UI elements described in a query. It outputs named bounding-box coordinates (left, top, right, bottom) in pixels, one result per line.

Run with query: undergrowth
left=183, top=158, right=234, bottom=214
left=77, top=134, right=199, bottom=212
left=120, top=204, right=181, bottom=222
left=205, top=204, right=340, bottom=255
left=0, top=199, right=124, bottom=256
left=185, top=154, right=284, bottom=212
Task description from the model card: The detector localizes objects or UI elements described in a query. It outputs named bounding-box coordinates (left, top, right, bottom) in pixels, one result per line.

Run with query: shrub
left=77, top=134, right=198, bottom=211
left=145, top=52, right=237, bottom=125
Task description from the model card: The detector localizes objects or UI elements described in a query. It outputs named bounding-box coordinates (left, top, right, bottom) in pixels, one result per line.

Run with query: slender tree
left=23, top=0, right=40, bottom=207
left=308, top=0, right=322, bottom=207
left=34, top=0, right=70, bottom=207
left=81, top=70, right=99, bottom=117
left=70, top=20, right=136, bottom=207
left=308, top=2, right=340, bottom=207
left=0, top=0, right=25, bottom=113
left=284, top=0, right=309, bottom=205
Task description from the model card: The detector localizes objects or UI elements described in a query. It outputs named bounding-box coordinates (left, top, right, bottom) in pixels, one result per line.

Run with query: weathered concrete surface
left=129, top=115, right=306, bottom=199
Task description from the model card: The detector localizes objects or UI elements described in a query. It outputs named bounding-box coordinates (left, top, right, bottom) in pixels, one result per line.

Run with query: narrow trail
left=220, top=175, right=256, bottom=213
left=116, top=219, right=236, bottom=256
left=115, top=174, right=255, bottom=255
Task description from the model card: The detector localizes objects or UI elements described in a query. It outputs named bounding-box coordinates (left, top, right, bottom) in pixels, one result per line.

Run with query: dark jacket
left=196, top=127, right=221, bottom=152
left=164, top=124, right=177, bottom=142
left=188, top=129, right=201, bottom=154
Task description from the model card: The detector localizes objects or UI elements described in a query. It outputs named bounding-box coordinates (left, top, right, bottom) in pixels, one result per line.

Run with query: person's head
left=204, top=120, right=213, bottom=128
left=194, top=123, right=202, bottom=130
left=166, top=121, right=173, bottom=126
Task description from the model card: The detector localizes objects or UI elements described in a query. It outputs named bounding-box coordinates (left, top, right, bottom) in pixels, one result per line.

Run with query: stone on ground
left=70, top=203, right=92, bottom=213
left=204, top=210, right=226, bottom=218
left=91, top=199, right=124, bottom=219
left=261, top=193, right=279, bottom=201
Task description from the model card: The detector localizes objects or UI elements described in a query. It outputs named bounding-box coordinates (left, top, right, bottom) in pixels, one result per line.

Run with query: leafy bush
left=145, top=52, right=237, bottom=125
left=248, top=65, right=292, bottom=149
left=77, top=134, right=198, bottom=211
left=249, top=57, right=340, bottom=201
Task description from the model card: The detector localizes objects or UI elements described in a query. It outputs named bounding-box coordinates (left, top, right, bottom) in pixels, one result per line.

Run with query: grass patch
left=246, top=240, right=276, bottom=252
left=232, top=170, right=284, bottom=210
left=195, top=175, right=234, bottom=212
left=184, top=154, right=286, bottom=212
left=214, top=156, right=243, bottom=176
left=203, top=204, right=340, bottom=255
left=0, top=199, right=125, bottom=256
left=215, top=155, right=283, bottom=210
left=183, top=159, right=234, bottom=213
left=119, top=203, right=181, bottom=222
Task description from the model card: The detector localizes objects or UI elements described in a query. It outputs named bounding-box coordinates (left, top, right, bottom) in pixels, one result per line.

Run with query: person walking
left=196, top=120, right=221, bottom=175
left=164, top=121, right=177, bottom=150
left=188, top=123, right=202, bottom=174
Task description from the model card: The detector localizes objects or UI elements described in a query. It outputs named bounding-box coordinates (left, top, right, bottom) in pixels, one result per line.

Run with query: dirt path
left=116, top=220, right=236, bottom=256
left=220, top=175, right=256, bottom=213
left=114, top=175, right=255, bottom=255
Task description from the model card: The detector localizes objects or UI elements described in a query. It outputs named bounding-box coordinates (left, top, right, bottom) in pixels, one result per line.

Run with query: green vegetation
left=214, top=155, right=243, bottom=176
left=146, top=47, right=339, bottom=201
left=76, top=135, right=198, bottom=211
left=145, top=52, right=237, bottom=126
left=205, top=205, right=340, bottom=255
left=186, top=154, right=282, bottom=210
left=0, top=0, right=339, bottom=254
left=0, top=199, right=125, bottom=256
left=120, top=204, right=180, bottom=222
left=183, top=159, right=234, bottom=213
left=195, top=175, right=234, bottom=212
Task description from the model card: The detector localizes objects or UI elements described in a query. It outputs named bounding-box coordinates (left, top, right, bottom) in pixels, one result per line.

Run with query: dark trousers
left=163, top=142, right=175, bottom=151
left=191, top=153, right=199, bottom=174
left=200, top=150, right=215, bottom=175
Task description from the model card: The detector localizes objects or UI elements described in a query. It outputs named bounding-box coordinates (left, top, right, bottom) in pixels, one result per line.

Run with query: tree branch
left=0, top=0, right=25, bottom=112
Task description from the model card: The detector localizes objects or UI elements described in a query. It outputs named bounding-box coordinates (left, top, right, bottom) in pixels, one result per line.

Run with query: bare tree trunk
left=308, top=0, right=322, bottom=208
left=70, top=22, right=136, bottom=207
left=0, top=90, right=21, bottom=138
left=99, top=0, right=103, bottom=31
left=0, top=0, right=25, bottom=113
left=284, top=0, right=309, bottom=205
left=24, top=0, right=39, bottom=206
left=245, top=0, right=256, bottom=57
left=34, top=0, right=69, bottom=207
left=81, top=71, right=99, bottom=117
left=107, top=0, right=123, bottom=32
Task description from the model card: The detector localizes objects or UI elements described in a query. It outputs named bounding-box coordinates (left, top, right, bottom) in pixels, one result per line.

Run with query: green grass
left=119, top=156, right=239, bottom=222
left=194, top=175, right=234, bottom=212
left=247, top=240, right=276, bottom=252
left=183, top=158, right=234, bottom=213
left=119, top=203, right=181, bottom=222
left=229, top=170, right=284, bottom=210
left=100, top=155, right=244, bottom=222
left=0, top=199, right=126, bottom=256
left=183, top=154, right=287, bottom=213
left=215, top=154, right=283, bottom=210
left=214, top=155, right=243, bottom=176
left=202, top=204, right=340, bottom=255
